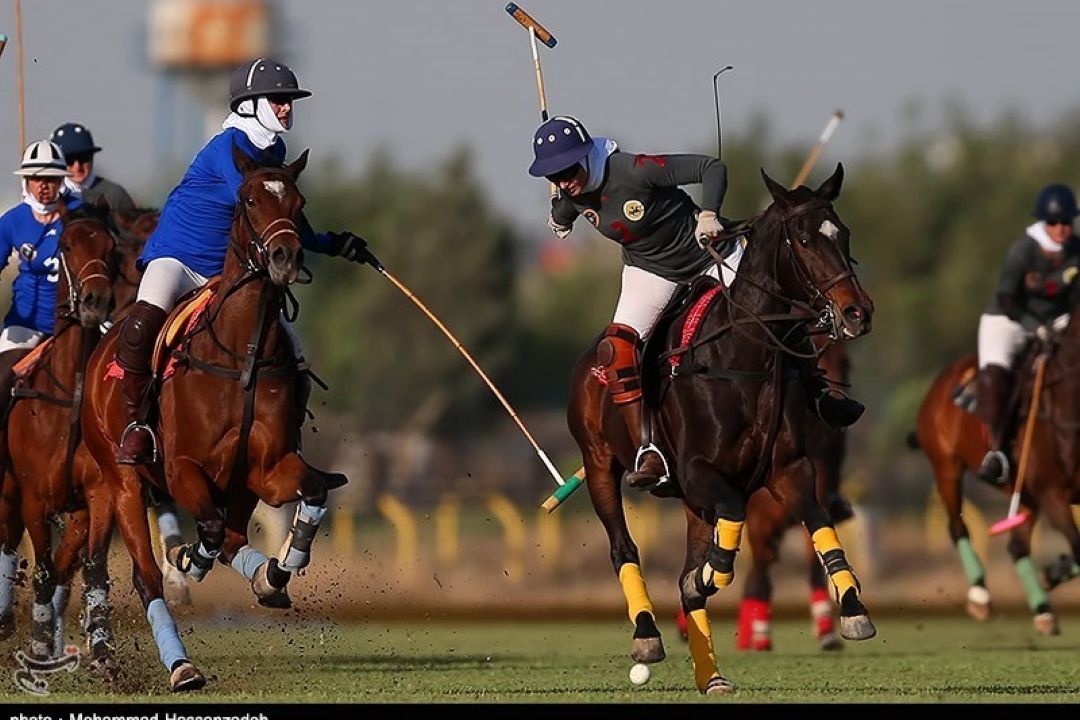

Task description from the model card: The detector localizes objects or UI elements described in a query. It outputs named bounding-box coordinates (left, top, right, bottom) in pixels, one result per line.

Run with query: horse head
left=760, top=163, right=874, bottom=339
left=231, top=144, right=309, bottom=288
left=56, top=201, right=117, bottom=329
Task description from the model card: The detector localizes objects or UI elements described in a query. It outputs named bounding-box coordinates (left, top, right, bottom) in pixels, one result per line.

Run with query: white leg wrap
left=157, top=511, right=182, bottom=544
left=230, top=545, right=268, bottom=581
left=146, top=598, right=187, bottom=671
left=0, top=551, right=17, bottom=616
left=277, top=501, right=326, bottom=573
left=51, top=585, right=69, bottom=656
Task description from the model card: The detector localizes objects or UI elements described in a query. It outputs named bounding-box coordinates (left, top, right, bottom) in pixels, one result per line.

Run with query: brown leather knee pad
left=116, top=301, right=168, bottom=373
left=597, top=323, right=642, bottom=405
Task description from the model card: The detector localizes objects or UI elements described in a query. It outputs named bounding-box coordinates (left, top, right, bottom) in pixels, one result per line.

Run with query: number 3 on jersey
left=44, top=256, right=59, bottom=283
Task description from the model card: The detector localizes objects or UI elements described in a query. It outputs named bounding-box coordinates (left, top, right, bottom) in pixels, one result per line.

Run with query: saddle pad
left=669, top=284, right=723, bottom=370
left=11, top=336, right=54, bottom=379
left=151, top=277, right=221, bottom=377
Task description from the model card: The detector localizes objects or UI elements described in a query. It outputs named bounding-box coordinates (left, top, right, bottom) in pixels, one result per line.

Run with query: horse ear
left=112, top=209, right=135, bottom=233
left=815, top=162, right=844, bottom=202
left=94, top=195, right=111, bottom=217
left=286, top=149, right=309, bottom=180
left=760, top=168, right=790, bottom=207
left=232, top=143, right=259, bottom=176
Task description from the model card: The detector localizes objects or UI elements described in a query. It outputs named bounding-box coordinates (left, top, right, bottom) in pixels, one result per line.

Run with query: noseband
left=58, top=218, right=114, bottom=320
left=232, top=173, right=301, bottom=275
left=778, top=199, right=856, bottom=315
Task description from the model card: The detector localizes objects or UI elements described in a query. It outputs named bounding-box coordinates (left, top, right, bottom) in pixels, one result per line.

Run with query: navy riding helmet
left=529, top=116, right=592, bottom=177
left=229, top=58, right=312, bottom=114
left=1033, top=183, right=1079, bottom=224
left=50, top=123, right=101, bottom=158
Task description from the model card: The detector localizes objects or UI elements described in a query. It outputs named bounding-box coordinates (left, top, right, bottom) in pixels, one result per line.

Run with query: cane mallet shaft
left=791, top=110, right=844, bottom=189
left=374, top=261, right=583, bottom=503
left=990, top=354, right=1046, bottom=535
left=0, top=34, right=7, bottom=59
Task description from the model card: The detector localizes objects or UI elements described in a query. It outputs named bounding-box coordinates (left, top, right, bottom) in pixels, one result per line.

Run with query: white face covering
left=63, top=173, right=96, bottom=198
left=221, top=97, right=292, bottom=150
left=21, top=178, right=60, bottom=215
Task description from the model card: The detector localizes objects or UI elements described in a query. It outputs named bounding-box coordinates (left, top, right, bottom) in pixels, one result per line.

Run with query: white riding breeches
left=612, top=240, right=745, bottom=340
left=977, top=313, right=1030, bottom=369
left=0, top=326, right=45, bottom=354
left=136, top=257, right=304, bottom=358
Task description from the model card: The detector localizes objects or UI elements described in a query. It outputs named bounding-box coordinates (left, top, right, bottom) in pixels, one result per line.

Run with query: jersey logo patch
left=623, top=200, right=645, bottom=222
left=18, top=243, right=37, bottom=261
left=583, top=209, right=601, bottom=228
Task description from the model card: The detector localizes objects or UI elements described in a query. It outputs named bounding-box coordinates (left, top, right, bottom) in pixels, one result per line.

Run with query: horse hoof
left=818, top=631, right=843, bottom=651
left=164, top=566, right=193, bottom=607
left=252, top=562, right=292, bottom=609
left=0, top=613, right=15, bottom=641
left=839, top=614, right=876, bottom=641
left=1034, top=612, right=1060, bottom=636
left=630, top=636, right=665, bottom=664
left=702, top=675, right=736, bottom=695
left=89, top=656, right=118, bottom=678
left=966, top=585, right=991, bottom=619
left=170, top=661, right=206, bottom=692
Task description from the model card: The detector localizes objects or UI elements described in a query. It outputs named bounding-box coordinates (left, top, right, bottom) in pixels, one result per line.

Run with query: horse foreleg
left=773, top=457, right=875, bottom=642
left=259, top=453, right=329, bottom=579
left=22, top=503, right=56, bottom=660
left=220, top=491, right=291, bottom=609
left=678, top=502, right=734, bottom=695
left=51, top=509, right=89, bottom=658
left=806, top=535, right=841, bottom=651
left=0, top=472, right=23, bottom=640
left=1039, top=487, right=1080, bottom=595
left=931, top=456, right=990, bottom=620
left=1004, top=508, right=1057, bottom=635
left=166, top=459, right=224, bottom=583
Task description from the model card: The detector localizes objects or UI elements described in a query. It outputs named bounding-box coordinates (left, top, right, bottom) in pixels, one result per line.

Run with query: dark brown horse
left=0, top=202, right=118, bottom=663
left=568, top=164, right=875, bottom=694
left=913, top=313, right=1080, bottom=635
left=736, top=340, right=854, bottom=652
left=80, top=146, right=341, bottom=691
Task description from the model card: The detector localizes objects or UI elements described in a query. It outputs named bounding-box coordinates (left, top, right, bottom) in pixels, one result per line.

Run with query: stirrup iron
left=635, top=443, right=671, bottom=482
left=118, top=421, right=159, bottom=464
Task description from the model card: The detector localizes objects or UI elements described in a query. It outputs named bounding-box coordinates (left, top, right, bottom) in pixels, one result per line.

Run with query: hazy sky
left=2, top=0, right=1078, bottom=231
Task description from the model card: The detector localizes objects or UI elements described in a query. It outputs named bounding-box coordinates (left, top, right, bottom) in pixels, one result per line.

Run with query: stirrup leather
left=118, top=421, right=159, bottom=464
left=634, top=443, right=672, bottom=483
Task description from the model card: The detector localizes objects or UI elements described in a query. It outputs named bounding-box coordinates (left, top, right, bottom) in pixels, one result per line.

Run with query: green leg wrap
left=956, top=537, right=985, bottom=586
left=1014, top=557, right=1049, bottom=612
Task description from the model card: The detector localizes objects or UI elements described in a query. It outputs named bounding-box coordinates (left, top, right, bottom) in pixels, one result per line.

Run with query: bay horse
left=80, top=145, right=342, bottom=691
left=0, top=202, right=118, bottom=663
left=912, top=312, right=1080, bottom=635
left=568, top=164, right=875, bottom=694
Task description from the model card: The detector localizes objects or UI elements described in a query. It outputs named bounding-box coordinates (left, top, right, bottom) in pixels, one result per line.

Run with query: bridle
left=231, top=169, right=303, bottom=276
left=56, top=217, right=115, bottom=322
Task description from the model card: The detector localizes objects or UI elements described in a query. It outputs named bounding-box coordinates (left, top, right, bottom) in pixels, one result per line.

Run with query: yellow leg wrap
left=686, top=609, right=721, bottom=692
left=811, top=527, right=858, bottom=600
left=811, top=526, right=842, bottom=554
left=717, top=518, right=744, bottom=552
left=618, top=563, right=655, bottom=625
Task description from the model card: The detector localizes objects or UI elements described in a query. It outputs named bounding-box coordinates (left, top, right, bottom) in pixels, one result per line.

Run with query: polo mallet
left=990, top=353, right=1046, bottom=535
left=0, top=34, right=7, bottom=59
left=791, top=110, right=844, bottom=189
left=365, top=253, right=584, bottom=506
left=506, top=3, right=559, bottom=198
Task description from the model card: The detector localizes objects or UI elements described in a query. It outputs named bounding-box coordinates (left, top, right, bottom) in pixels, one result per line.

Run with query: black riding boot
left=799, top=351, right=865, bottom=429
left=115, top=301, right=167, bottom=465
left=976, top=364, right=1014, bottom=486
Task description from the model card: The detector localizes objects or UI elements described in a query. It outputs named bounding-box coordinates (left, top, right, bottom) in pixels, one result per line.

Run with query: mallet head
left=506, top=3, right=557, bottom=48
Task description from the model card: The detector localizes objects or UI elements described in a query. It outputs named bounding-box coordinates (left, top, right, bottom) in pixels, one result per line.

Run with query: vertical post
left=14, top=0, right=26, bottom=154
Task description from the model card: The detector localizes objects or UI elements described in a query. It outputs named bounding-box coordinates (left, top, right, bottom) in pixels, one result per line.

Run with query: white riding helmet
left=13, top=140, right=70, bottom=177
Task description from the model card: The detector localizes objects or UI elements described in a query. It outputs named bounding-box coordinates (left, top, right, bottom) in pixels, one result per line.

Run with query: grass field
left=5, top=613, right=1080, bottom=703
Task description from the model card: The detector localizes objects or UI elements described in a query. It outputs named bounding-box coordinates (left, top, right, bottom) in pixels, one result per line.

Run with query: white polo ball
left=629, top=662, right=651, bottom=686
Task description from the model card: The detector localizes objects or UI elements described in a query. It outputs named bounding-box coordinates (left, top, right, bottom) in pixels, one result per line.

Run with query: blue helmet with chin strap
left=1033, top=183, right=1079, bottom=224
left=529, top=116, right=592, bottom=177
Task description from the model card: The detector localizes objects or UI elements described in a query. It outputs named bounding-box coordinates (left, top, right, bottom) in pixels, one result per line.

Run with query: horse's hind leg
left=678, top=501, right=736, bottom=695
left=739, top=504, right=779, bottom=652
left=1040, top=487, right=1080, bottom=596
left=771, top=457, right=875, bottom=641
left=1004, top=512, right=1057, bottom=635
left=149, top=493, right=191, bottom=607
left=82, top=480, right=117, bottom=671
left=0, top=472, right=22, bottom=640
left=111, top=476, right=205, bottom=691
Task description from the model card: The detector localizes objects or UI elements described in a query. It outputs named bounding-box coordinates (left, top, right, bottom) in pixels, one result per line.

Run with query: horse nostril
left=843, top=305, right=864, bottom=324
left=271, top=246, right=291, bottom=266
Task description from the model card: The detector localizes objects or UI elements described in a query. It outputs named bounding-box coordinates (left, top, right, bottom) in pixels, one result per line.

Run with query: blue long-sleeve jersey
left=139, top=128, right=335, bottom=277
left=0, top=199, right=84, bottom=334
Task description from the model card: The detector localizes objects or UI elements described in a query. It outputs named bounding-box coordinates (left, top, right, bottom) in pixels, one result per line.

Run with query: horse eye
left=245, top=196, right=256, bottom=206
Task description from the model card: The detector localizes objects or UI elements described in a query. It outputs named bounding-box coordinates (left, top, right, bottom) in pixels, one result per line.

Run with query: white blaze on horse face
left=263, top=180, right=286, bottom=199
left=819, top=219, right=839, bottom=240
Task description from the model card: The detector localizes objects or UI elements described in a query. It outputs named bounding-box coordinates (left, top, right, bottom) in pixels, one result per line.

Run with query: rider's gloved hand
left=548, top=215, right=572, bottom=239
left=695, top=210, right=724, bottom=248
left=329, top=231, right=380, bottom=268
